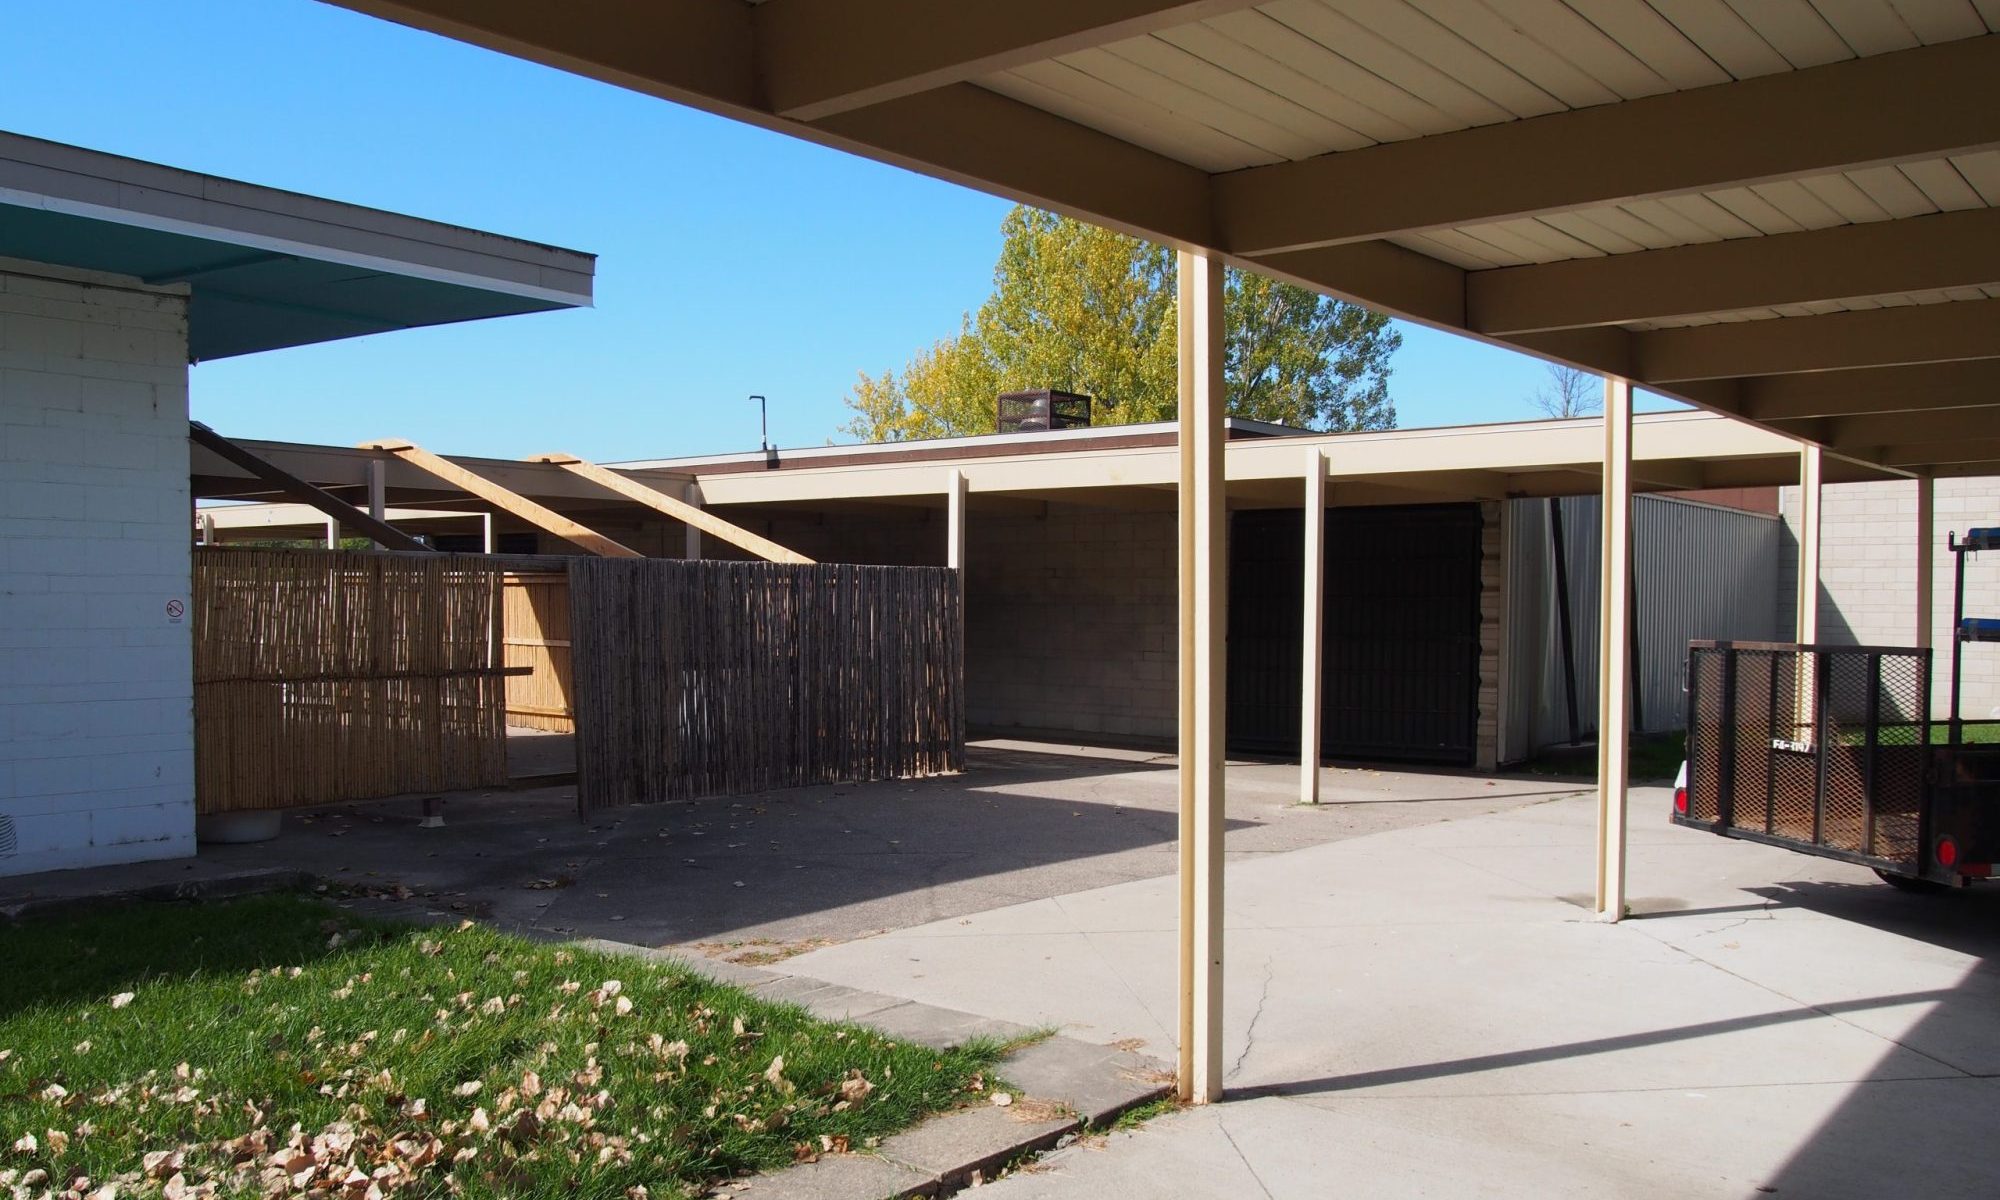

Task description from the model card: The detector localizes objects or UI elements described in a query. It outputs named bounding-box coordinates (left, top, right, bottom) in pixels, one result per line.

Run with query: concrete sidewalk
left=781, top=788, right=2000, bottom=1198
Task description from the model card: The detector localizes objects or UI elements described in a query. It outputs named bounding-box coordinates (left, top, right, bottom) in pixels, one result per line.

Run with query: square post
left=481, top=511, right=495, bottom=555
left=1796, top=445, right=1823, bottom=645
left=947, top=468, right=968, bottom=707
left=324, top=515, right=339, bottom=549
left=1176, top=249, right=1227, bottom=1103
left=683, top=483, right=703, bottom=559
left=368, top=457, right=388, bottom=551
left=1594, top=376, right=1633, bottom=923
left=1915, top=475, right=1934, bottom=650
left=946, top=469, right=967, bottom=572
left=1300, top=447, right=1325, bottom=805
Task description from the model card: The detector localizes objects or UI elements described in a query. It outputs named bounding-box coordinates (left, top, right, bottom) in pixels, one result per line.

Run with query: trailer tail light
left=1673, top=786, right=1688, bottom=815
left=1961, top=863, right=1992, bottom=879
left=1936, top=836, right=1959, bottom=870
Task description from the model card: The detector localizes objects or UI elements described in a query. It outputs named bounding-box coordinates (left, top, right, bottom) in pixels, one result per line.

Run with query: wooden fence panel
left=568, top=559, right=963, bottom=810
left=502, top=572, right=574, bottom=731
left=193, top=548, right=510, bottom=812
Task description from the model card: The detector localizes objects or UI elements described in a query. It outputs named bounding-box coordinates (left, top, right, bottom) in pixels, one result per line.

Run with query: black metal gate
left=1682, top=640, right=1931, bottom=870
left=1229, top=504, right=1482, bottom=765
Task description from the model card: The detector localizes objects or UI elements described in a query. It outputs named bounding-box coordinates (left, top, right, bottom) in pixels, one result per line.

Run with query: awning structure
left=299, top=0, right=2000, bottom=1104
left=0, top=130, right=594, bottom=359
left=326, top=1, right=1999, bottom=479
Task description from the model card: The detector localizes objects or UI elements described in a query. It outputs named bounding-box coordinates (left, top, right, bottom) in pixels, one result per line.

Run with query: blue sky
left=6, top=0, right=1662, bottom=459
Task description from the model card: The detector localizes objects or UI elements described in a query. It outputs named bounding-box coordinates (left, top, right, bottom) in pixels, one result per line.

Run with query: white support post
left=947, top=468, right=968, bottom=695
left=1796, top=445, right=1823, bottom=646
left=946, top=469, right=967, bottom=572
left=1595, top=376, right=1634, bottom=924
left=1176, top=249, right=1227, bottom=1103
left=1300, top=447, right=1325, bottom=806
left=201, top=511, right=217, bottom=546
left=1915, top=475, right=1934, bottom=649
left=683, top=483, right=703, bottom=560
left=368, top=458, right=388, bottom=551
left=482, top=512, right=496, bottom=555
left=324, top=515, right=339, bottom=549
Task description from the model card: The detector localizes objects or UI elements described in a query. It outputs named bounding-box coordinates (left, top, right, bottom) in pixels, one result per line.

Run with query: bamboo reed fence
left=568, top=559, right=963, bottom=811
left=192, top=548, right=511, bottom=812
left=502, top=573, right=574, bottom=732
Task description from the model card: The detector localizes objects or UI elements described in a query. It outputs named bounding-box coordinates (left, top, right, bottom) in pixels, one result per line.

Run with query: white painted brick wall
left=0, top=263, right=194, bottom=876
left=1780, top=477, right=2000, bottom=721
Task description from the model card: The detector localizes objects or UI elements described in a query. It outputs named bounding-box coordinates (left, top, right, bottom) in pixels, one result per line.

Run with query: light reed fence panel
left=568, top=559, right=963, bottom=811
left=193, top=548, right=510, bottom=812
left=502, top=572, right=574, bottom=732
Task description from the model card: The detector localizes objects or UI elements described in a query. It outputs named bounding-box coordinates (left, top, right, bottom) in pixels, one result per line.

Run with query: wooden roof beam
left=1216, top=35, right=2000, bottom=256
left=1739, top=360, right=2000, bottom=421
left=189, top=422, right=432, bottom=552
left=1638, top=298, right=2000, bottom=383
left=530, top=453, right=814, bottom=564
left=1469, top=208, right=2000, bottom=336
left=759, top=0, right=1258, bottom=121
left=359, top=438, right=643, bottom=558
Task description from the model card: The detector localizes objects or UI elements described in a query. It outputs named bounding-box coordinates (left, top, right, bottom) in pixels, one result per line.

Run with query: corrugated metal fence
left=1503, top=494, right=1779, bottom=761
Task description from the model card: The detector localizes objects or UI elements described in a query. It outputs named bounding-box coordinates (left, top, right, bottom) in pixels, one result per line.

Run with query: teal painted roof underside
left=0, top=131, right=594, bottom=361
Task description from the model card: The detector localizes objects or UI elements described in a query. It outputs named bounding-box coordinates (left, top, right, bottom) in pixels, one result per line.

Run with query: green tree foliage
left=843, top=208, right=1400, bottom=440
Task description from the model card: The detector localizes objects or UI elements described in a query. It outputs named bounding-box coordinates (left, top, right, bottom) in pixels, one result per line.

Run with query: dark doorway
left=1229, top=504, right=1482, bottom=765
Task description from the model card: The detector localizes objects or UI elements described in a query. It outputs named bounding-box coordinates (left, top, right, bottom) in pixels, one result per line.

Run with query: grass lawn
left=1522, top=731, right=1686, bottom=783
left=0, top=895, right=1007, bottom=1199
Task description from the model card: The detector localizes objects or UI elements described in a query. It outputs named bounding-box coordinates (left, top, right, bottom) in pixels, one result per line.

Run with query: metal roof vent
left=997, top=389, right=1091, bottom=434
left=0, top=814, right=15, bottom=858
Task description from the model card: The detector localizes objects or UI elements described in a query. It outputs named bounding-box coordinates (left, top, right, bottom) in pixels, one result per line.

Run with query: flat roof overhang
left=322, top=3, right=2000, bottom=479
left=193, top=412, right=1886, bottom=530
left=0, top=130, right=594, bottom=359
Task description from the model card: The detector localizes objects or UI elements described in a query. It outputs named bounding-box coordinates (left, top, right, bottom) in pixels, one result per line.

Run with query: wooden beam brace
left=1469, top=207, right=2000, bottom=336
left=1827, top=407, right=2000, bottom=447
left=1629, top=459, right=1707, bottom=492
left=1740, top=359, right=2000, bottom=421
left=1217, top=35, right=2000, bottom=256
left=1639, top=298, right=2000, bottom=382
left=360, top=438, right=642, bottom=558
left=759, top=0, right=1257, bottom=121
left=1884, top=438, right=2000, bottom=468
left=530, top=453, right=814, bottom=564
left=813, top=82, right=1213, bottom=246
left=189, top=422, right=431, bottom=552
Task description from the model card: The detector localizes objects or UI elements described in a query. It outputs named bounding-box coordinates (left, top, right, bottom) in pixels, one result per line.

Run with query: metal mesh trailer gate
left=1681, top=641, right=1931, bottom=873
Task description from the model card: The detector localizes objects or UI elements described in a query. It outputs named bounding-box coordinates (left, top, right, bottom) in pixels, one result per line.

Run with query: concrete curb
left=0, top=865, right=313, bottom=922
left=580, top=939, right=1175, bottom=1199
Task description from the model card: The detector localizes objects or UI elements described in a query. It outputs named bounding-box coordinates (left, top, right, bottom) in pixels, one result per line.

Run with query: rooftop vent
left=997, top=389, right=1091, bottom=434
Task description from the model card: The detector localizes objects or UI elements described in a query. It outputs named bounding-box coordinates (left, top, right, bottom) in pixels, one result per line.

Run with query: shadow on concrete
left=198, top=745, right=1229, bottom=948
left=1748, top=878, right=2000, bottom=1195
left=1229, top=987, right=1964, bottom=1100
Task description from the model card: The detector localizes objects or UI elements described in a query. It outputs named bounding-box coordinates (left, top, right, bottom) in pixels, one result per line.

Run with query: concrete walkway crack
left=1228, top=955, right=1277, bottom=1082
left=1219, top=1119, right=1277, bottom=1199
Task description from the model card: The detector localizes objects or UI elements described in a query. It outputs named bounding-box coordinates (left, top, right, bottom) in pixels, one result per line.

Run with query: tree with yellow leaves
left=843, top=208, right=1399, bottom=440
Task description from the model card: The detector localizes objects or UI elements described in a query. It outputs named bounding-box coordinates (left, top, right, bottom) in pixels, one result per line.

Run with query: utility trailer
left=1673, top=527, right=2000, bottom=888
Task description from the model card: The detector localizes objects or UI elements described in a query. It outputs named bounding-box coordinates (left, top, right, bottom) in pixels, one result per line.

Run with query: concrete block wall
left=1476, top=501, right=1503, bottom=771
left=681, top=501, right=1177, bottom=742
left=0, top=262, right=194, bottom=876
left=1780, top=477, right=2000, bottom=721
left=964, top=505, right=1178, bottom=742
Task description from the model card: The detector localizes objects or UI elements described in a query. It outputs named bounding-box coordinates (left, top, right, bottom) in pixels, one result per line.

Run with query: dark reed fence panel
left=568, top=559, right=964, bottom=811
left=192, top=548, right=510, bottom=812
